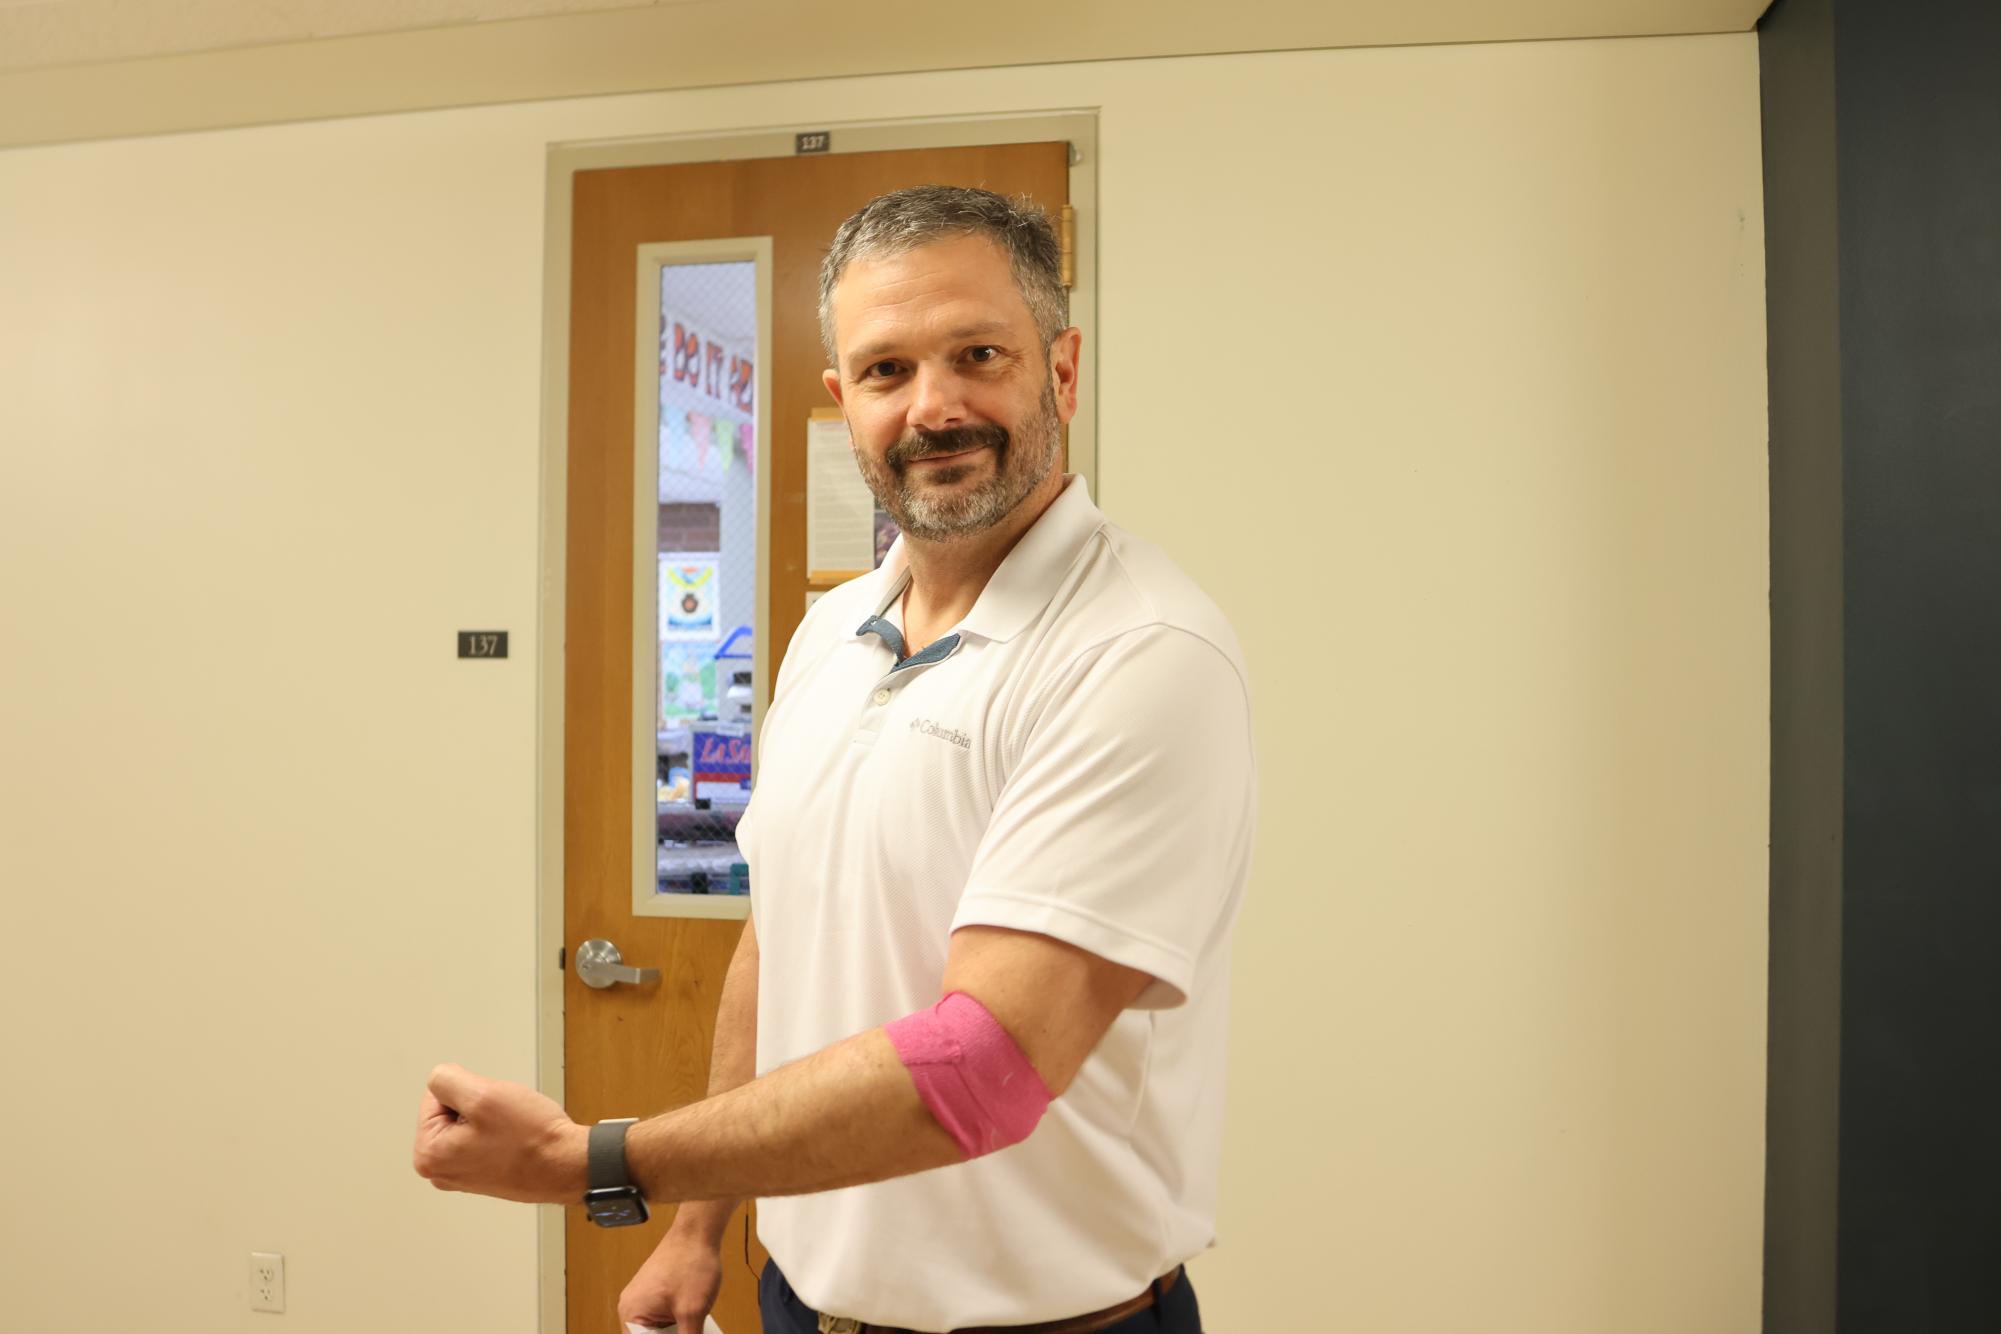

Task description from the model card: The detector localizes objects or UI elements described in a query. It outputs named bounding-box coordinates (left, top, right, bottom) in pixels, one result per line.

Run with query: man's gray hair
left=818, top=185, right=1068, bottom=362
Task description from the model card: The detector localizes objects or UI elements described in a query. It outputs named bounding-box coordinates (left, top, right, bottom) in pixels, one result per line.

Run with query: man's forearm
left=626, top=1025, right=963, bottom=1205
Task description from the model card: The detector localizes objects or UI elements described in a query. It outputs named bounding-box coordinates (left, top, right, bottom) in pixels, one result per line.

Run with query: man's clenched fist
left=412, top=1063, right=589, bottom=1204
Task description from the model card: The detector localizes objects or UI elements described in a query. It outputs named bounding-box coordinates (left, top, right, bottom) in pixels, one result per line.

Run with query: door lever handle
left=574, top=938, right=661, bottom=990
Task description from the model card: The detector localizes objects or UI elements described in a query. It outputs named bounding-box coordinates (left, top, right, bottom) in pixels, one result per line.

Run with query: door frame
left=532, top=110, right=1099, bottom=1333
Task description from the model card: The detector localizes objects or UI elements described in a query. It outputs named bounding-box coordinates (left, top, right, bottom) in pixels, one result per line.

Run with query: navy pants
left=758, top=1260, right=1202, bottom=1334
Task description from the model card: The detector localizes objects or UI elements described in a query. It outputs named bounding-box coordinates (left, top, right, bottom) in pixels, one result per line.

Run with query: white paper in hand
left=624, top=1320, right=724, bottom=1334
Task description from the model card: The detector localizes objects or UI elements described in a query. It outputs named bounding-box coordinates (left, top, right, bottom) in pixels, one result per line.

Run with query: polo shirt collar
left=958, top=474, right=1103, bottom=643
left=854, top=473, right=1104, bottom=647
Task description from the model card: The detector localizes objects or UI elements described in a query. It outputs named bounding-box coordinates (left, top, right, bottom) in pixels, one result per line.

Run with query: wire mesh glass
left=654, top=260, right=757, bottom=897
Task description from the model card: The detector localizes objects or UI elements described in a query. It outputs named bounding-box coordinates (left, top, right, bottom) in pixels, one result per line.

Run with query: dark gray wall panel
left=1834, top=0, right=2001, bottom=1328
left=1763, top=0, right=2001, bottom=1329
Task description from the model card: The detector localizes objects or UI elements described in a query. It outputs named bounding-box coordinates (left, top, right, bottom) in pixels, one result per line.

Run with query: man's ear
left=1048, top=327, right=1083, bottom=424
left=822, top=366, right=845, bottom=408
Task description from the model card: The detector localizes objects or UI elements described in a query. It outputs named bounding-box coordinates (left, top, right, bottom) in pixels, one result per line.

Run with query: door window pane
left=654, top=260, right=757, bottom=898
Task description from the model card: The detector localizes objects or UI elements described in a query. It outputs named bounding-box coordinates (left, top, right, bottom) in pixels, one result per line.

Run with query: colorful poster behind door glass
left=691, top=727, right=753, bottom=804
left=660, top=553, right=720, bottom=641
left=659, top=643, right=716, bottom=726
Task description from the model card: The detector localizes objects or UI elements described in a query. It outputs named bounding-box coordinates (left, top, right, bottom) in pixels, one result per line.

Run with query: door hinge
left=1059, top=204, right=1076, bottom=290
left=557, top=946, right=567, bottom=971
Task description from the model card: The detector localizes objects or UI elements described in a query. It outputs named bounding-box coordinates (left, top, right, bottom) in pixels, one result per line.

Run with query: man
left=413, top=187, right=1256, bottom=1334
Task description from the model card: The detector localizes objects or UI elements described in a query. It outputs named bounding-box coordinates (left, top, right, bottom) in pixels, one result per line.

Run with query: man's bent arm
left=413, top=926, right=1148, bottom=1205
left=662, top=916, right=760, bottom=1244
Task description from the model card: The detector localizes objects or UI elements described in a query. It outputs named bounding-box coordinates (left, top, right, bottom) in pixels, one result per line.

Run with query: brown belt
left=815, top=1266, right=1182, bottom=1334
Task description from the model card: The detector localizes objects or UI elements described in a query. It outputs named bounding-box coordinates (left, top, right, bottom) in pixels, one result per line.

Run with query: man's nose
left=906, top=363, right=968, bottom=432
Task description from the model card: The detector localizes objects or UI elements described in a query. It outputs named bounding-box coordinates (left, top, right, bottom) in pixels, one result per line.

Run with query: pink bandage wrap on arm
left=884, top=991, right=1053, bottom=1159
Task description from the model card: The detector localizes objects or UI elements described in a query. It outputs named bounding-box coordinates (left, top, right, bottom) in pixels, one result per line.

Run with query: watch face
left=584, top=1188, right=648, bottom=1228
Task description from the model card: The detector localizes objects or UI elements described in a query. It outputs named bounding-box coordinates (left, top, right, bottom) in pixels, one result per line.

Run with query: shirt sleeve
left=951, top=625, right=1257, bottom=1009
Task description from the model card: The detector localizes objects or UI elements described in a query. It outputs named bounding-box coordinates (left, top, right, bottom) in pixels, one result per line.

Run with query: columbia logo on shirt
left=909, top=718, right=971, bottom=750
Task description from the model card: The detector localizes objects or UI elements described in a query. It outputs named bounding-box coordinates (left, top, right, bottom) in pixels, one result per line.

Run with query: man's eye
left=863, top=361, right=900, bottom=379
left=966, top=346, right=998, bottom=364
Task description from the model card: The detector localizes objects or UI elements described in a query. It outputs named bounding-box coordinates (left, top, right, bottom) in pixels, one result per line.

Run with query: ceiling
left=0, top=0, right=1772, bottom=149
left=0, top=0, right=666, bottom=72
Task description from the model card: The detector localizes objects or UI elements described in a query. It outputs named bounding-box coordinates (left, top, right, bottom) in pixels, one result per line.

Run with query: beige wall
left=0, top=34, right=1769, bottom=1334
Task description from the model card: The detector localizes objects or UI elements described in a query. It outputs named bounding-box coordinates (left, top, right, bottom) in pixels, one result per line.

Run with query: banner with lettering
left=661, top=309, right=755, bottom=418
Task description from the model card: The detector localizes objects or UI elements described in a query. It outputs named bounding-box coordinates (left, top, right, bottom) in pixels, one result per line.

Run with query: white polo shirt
left=737, top=474, right=1256, bottom=1330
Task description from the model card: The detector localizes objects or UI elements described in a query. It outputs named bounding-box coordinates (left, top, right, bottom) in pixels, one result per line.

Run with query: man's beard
left=857, top=378, right=1062, bottom=543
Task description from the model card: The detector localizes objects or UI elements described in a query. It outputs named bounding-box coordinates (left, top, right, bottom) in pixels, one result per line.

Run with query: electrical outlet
left=249, top=1251, right=286, bottom=1313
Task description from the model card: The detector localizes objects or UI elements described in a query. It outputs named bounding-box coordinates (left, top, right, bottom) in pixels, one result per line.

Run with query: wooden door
left=563, top=143, right=1070, bottom=1334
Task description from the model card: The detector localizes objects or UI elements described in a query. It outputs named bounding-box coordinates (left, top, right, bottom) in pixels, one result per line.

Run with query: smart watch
left=583, top=1117, right=649, bottom=1228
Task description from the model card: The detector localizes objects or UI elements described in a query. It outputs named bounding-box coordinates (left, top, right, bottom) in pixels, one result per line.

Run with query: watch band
left=588, top=1118, right=639, bottom=1194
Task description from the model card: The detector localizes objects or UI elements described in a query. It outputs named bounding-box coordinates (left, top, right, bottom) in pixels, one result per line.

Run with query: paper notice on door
left=807, top=413, right=876, bottom=582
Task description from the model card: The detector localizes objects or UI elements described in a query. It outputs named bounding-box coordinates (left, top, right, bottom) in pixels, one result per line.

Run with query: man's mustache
left=888, top=423, right=1009, bottom=470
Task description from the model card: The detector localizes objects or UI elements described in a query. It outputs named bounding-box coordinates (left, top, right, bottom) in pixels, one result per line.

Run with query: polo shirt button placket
left=872, top=688, right=891, bottom=706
